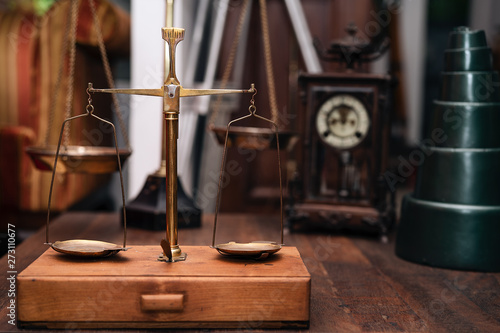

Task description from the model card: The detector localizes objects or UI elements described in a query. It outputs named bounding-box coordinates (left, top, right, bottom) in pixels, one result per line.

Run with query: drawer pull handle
left=141, top=294, right=184, bottom=311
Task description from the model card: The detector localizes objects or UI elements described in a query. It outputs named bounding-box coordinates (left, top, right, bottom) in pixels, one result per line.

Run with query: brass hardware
left=45, top=85, right=128, bottom=258
left=157, top=252, right=187, bottom=263
left=89, top=27, right=254, bottom=261
left=163, top=28, right=184, bottom=85
left=160, top=238, right=172, bottom=262
left=87, top=85, right=254, bottom=98
left=51, top=240, right=128, bottom=258
left=87, top=86, right=164, bottom=97
left=156, top=0, right=174, bottom=178
left=211, top=88, right=284, bottom=259
left=180, top=87, right=254, bottom=97
left=215, top=241, right=282, bottom=260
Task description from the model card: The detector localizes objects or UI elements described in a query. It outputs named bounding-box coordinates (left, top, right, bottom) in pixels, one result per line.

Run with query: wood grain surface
left=2, top=212, right=500, bottom=332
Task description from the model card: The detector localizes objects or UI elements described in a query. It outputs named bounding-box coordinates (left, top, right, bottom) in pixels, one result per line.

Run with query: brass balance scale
left=35, top=0, right=287, bottom=261
left=42, top=25, right=283, bottom=261
left=18, top=2, right=310, bottom=328
left=90, top=21, right=287, bottom=261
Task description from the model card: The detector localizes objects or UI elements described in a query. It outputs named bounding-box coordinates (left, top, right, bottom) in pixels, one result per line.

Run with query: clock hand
left=339, top=107, right=349, bottom=125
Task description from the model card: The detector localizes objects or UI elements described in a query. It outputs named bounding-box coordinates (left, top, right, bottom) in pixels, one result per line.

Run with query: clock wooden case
left=288, top=72, right=395, bottom=237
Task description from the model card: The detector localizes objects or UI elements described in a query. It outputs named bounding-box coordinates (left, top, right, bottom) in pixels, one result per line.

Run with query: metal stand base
left=122, top=174, right=201, bottom=230
left=157, top=252, right=187, bottom=262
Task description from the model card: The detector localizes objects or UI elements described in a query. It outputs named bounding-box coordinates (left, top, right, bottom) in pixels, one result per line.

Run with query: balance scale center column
left=166, top=112, right=180, bottom=257
left=163, top=82, right=182, bottom=258
left=163, top=27, right=184, bottom=259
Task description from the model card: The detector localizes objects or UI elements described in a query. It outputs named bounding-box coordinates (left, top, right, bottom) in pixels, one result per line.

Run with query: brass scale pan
left=31, top=0, right=129, bottom=257
left=211, top=88, right=285, bottom=260
left=209, top=0, right=287, bottom=259
left=43, top=92, right=129, bottom=258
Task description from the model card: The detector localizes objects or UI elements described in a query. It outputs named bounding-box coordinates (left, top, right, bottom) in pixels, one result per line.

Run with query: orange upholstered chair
left=0, top=0, right=129, bottom=217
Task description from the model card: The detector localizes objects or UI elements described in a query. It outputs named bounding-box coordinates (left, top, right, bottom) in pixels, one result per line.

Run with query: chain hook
left=248, top=86, right=257, bottom=115
left=86, top=84, right=94, bottom=114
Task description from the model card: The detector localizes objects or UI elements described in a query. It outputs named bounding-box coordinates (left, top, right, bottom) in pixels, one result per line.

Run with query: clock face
left=315, top=94, right=370, bottom=149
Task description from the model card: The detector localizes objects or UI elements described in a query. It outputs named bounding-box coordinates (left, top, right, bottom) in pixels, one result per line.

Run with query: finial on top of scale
left=162, top=27, right=185, bottom=44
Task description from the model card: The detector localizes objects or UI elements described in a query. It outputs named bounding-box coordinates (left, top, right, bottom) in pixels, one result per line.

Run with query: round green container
left=447, top=27, right=487, bottom=49
left=396, top=26, right=500, bottom=271
left=413, top=148, right=500, bottom=205
left=440, top=72, right=500, bottom=103
left=396, top=195, right=500, bottom=272
left=444, top=47, right=493, bottom=72
left=429, top=101, right=500, bottom=148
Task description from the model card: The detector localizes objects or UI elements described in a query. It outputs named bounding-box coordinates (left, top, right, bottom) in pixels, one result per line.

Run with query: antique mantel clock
left=287, top=23, right=395, bottom=238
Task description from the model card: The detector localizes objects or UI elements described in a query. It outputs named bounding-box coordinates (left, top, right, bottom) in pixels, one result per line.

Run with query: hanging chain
left=62, top=0, right=80, bottom=148
left=88, top=0, right=131, bottom=149
left=209, top=0, right=280, bottom=127
left=208, top=0, right=250, bottom=129
left=259, top=0, right=279, bottom=125
left=44, top=0, right=73, bottom=145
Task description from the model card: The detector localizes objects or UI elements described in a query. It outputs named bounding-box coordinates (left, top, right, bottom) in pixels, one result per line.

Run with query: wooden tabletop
left=2, top=212, right=499, bottom=332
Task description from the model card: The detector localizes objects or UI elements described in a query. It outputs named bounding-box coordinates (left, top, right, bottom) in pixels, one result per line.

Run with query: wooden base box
left=18, top=246, right=310, bottom=329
